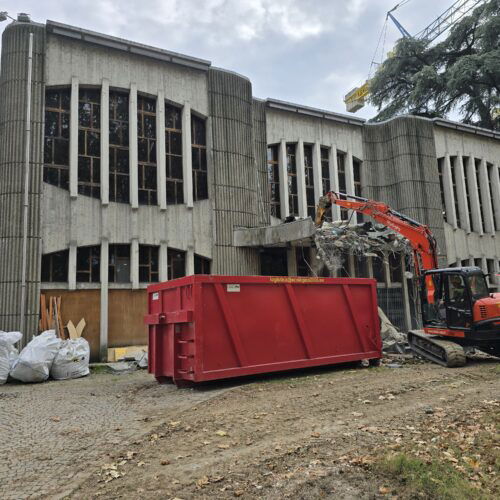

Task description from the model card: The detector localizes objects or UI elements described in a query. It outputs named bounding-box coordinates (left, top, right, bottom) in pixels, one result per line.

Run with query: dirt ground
left=1, top=355, right=499, bottom=500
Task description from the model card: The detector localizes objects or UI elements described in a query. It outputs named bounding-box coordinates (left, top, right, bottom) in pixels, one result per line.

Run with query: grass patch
left=89, top=364, right=109, bottom=374
left=376, top=453, right=486, bottom=500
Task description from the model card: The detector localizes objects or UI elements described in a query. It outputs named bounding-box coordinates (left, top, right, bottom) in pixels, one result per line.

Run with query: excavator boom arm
left=316, top=192, right=438, bottom=275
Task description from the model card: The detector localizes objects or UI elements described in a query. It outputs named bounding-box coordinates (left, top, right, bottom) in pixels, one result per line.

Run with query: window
left=487, top=163, right=499, bottom=231
left=320, top=147, right=330, bottom=194
left=109, top=91, right=130, bottom=204
left=304, top=145, right=315, bottom=219
left=287, top=144, right=298, bottom=216
left=389, top=253, right=402, bottom=283
left=372, top=253, right=386, bottom=284
left=486, top=259, right=495, bottom=288
left=337, top=151, right=348, bottom=221
left=461, top=259, right=470, bottom=267
left=296, top=247, right=310, bottom=276
left=76, top=245, right=100, bottom=283
left=165, top=104, right=183, bottom=204
left=462, top=157, right=472, bottom=229
left=450, top=157, right=461, bottom=228
left=267, top=145, right=281, bottom=218
left=437, top=158, right=447, bottom=222
left=260, top=248, right=287, bottom=276
left=137, top=96, right=157, bottom=205
left=354, top=255, right=369, bottom=278
left=78, top=88, right=101, bottom=198
left=44, top=88, right=70, bottom=189
left=139, top=245, right=159, bottom=282
left=474, top=258, right=483, bottom=270
left=474, top=159, right=485, bottom=227
left=41, top=250, right=69, bottom=282
left=108, top=244, right=130, bottom=283
left=192, top=115, right=208, bottom=201
left=194, top=255, right=211, bottom=274
left=353, top=158, right=363, bottom=223
left=168, top=249, right=186, bottom=280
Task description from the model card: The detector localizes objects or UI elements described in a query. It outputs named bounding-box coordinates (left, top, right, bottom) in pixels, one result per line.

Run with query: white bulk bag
left=10, top=330, right=61, bottom=383
left=0, top=331, right=22, bottom=384
left=50, top=338, right=90, bottom=380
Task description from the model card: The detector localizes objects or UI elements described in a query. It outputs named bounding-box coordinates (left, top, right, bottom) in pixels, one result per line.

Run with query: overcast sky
left=1, top=0, right=454, bottom=119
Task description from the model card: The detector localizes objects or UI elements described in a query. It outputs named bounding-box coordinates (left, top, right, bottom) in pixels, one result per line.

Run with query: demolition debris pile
left=315, top=220, right=413, bottom=275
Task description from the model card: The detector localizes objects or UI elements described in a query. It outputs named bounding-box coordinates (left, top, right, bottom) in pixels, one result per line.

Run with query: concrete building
left=1, top=17, right=499, bottom=359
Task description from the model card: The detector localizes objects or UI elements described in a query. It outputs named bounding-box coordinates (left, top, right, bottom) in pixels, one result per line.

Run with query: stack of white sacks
left=0, top=330, right=90, bottom=384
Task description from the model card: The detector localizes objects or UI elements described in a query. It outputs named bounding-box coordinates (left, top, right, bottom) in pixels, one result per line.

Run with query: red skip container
left=145, top=275, right=381, bottom=386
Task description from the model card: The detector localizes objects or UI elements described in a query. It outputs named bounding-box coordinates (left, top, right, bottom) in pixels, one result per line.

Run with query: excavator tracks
left=408, top=330, right=466, bottom=367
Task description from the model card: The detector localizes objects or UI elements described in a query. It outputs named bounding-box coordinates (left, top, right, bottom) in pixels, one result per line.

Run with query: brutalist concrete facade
left=1, top=18, right=498, bottom=354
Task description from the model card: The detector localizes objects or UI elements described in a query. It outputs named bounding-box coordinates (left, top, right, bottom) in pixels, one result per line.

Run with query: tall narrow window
left=137, top=96, right=157, bottom=205
left=168, top=249, right=186, bottom=279
left=194, top=255, right=211, bottom=274
left=108, top=244, right=130, bottom=283
left=44, top=88, right=70, bottom=189
left=78, top=89, right=101, bottom=198
left=353, top=158, right=363, bottom=223
left=304, top=144, right=315, bottom=219
left=76, top=245, right=100, bottom=283
left=287, top=144, right=298, bottom=216
left=337, top=151, right=348, bottom=220
left=296, top=247, right=310, bottom=276
left=139, top=245, right=159, bottom=283
left=320, top=147, right=330, bottom=194
left=450, top=157, right=461, bottom=228
left=109, top=91, right=129, bottom=203
left=487, top=163, right=499, bottom=231
left=192, top=115, right=208, bottom=201
left=41, top=250, right=69, bottom=282
left=437, top=158, right=447, bottom=222
left=462, top=156, right=472, bottom=229
left=267, top=145, right=281, bottom=218
left=165, top=104, right=183, bottom=204
left=474, top=159, right=485, bottom=227
left=354, top=255, right=369, bottom=278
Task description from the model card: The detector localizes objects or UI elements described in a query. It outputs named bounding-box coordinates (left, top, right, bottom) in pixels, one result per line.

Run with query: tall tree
left=369, top=0, right=499, bottom=130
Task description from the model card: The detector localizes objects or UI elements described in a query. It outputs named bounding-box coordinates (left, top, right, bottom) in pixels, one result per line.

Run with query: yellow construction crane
left=344, top=0, right=486, bottom=113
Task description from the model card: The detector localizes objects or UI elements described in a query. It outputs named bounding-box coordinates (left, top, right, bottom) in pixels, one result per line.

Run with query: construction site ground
left=1, top=356, right=498, bottom=500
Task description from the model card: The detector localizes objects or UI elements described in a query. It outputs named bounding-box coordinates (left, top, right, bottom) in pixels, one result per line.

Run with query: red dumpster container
left=145, top=275, right=381, bottom=386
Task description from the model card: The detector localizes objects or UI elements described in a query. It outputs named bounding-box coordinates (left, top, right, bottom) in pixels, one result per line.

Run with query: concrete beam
left=454, top=154, right=471, bottom=233
left=129, top=83, right=138, bottom=209
left=159, top=241, right=168, bottom=281
left=100, top=78, right=110, bottom=206
left=278, top=139, right=289, bottom=217
left=233, top=218, right=315, bottom=247
left=296, top=139, right=307, bottom=218
left=442, top=154, right=457, bottom=229
left=69, top=77, right=79, bottom=199
left=329, top=145, right=340, bottom=220
left=99, top=239, right=109, bottom=362
left=478, top=158, right=495, bottom=234
left=182, top=101, right=193, bottom=208
left=313, top=141, right=322, bottom=209
left=157, top=90, right=167, bottom=210
left=466, top=156, right=483, bottom=235
left=490, top=163, right=500, bottom=232
left=131, top=238, right=139, bottom=288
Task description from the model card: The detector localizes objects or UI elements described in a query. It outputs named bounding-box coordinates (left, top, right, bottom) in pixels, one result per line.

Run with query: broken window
left=267, top=145, right=281, bottom=218
left=109, top=91, right=130, bottom=204
left=194, top=254, right=211, bottom=274
left=287, top=144, right=298, bottom=217
left=108, top=244, right=130, bottom=283
left=76, top=245, right=100, bottom=283
left=372, top=253, right=386, bottom=284
left=296, top=247, right=310, bottom=277
left=41, top=250, right=69, bottom=282
left=78, top=88, right=101, bottom=199
left=354, top=255, right=369, bottom=278
left=320, top=147, right=330, bottom=194
left=44, top=88, right=70, bottom=190
left=137, top=95, right=157, bottom=205
left=139, top=245, right=159, bottom=283
left=437, top=158, right=447, bottom=222
left=337, top=151, right=348, bottom=221
left=450, top=157, right=461, bottom=228
left=304, top=144, right=315, bottom=219
left=168, top=248, right=186, bottom=280
left=192, top=115, right=208, bottom=201
left=389, top=253, right=402, bottom=283
left=165, top=104, right=183, bottom=204
left=353, top=158, right=363, bottom=223
left=260, top=248, right=288, bottom=276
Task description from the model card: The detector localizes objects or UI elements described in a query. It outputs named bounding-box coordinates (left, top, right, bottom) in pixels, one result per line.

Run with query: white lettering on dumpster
left=227, top=284, right=240, bottom=292
left=152, top=292, right=159, bottom=300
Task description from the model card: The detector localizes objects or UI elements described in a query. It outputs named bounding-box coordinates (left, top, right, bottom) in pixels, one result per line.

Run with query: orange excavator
left=316, top=191, right=500, bottom=367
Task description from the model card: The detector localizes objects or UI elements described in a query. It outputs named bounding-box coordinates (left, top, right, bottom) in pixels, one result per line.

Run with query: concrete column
left=287, top=247, right=297, bottom=276
left=296, top=139, right=307, bottom=218
left=68, top=242, right=77, bottom=291
left=156, top=90, right=167, bottom=210
left=383, top=253, right=391, bottom=286
left=401, top=253, right=412, bottom=330
left=129, top=83, right=138, bottom=208
left=490, top=164, right=500, bottom=231
left=466, top=156, right=483, bottom=234
left=99, top=239, right=109, bottom=362
left=312, top=141, right=322, bottom=203
left=442, top=154, right=457, bottom=228
left=329, top=145, right=341, bottom=220
left=478, top=158, right=495, bottom=234
left=182, top=101, right=193, bottom=208
left=367, top=256, right=374, bottom=278
left=131, top=238, right=139, bottom=289
left=69, top=76, right=79, bottom=199
left=100, top=79, right=109, bottom=205
left=345, top=150, right=356, bottom=224
left=278, top=139, right=289, bottom=217
left=159, top=242, right=168, bottom=281
left=455, top=154, right=471, bottom=233
left=186, top=247, right=195, bottom=276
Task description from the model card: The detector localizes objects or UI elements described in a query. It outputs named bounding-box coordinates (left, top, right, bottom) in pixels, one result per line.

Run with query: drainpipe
left=19, top=33, right=33, bottom=339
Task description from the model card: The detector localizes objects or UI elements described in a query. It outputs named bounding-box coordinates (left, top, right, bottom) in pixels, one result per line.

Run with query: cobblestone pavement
left=0, top=370, right=227, bottom=499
